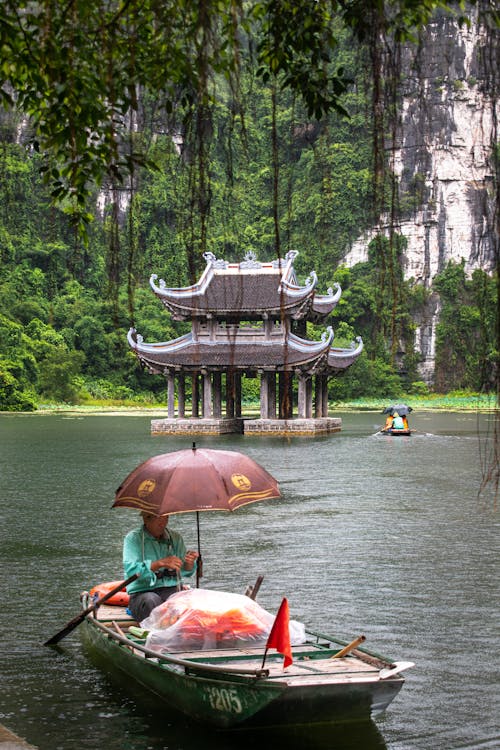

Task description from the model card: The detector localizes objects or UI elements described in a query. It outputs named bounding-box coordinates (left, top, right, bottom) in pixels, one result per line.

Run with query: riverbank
left=5, top=392, right=496, bottom=415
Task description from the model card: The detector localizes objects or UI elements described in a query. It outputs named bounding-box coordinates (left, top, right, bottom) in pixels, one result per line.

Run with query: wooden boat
left=380, top=426, right=412, bottom=436
left=381, top=405, right=412, bottom=436
left=79, top=592, right=414, bottom=729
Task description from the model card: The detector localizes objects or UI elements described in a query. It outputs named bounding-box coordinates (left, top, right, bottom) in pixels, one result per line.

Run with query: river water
left=0, top=410, right=498, bottom=750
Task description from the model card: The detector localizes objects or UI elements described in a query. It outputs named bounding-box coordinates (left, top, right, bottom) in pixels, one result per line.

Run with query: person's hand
left=183, top=550, right=199, bottom=570
left=154, top=555, right=182, bottom=572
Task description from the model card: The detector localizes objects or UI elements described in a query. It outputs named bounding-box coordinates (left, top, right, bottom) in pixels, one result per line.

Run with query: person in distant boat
left=392, top=412, right=405, bottom=430
left=123, top=511, right=198, bottom=622
left=402, top=415, right=409, bottom=430
left=384, top=414, right=394, bottom=431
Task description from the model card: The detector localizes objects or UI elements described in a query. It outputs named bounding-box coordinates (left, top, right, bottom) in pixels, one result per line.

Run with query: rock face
left=345, top=6, right=498, bottom=383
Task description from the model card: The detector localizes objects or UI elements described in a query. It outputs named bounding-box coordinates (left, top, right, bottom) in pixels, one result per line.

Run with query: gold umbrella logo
left=228, top=470, right=275, bottom=506
left=231, top=474, right=252, bottom=491
left=138, top=479, right=156, bottom=498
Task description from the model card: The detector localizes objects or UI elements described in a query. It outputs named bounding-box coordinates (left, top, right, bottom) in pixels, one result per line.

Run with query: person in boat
left=392, top=412, right=405, bottom=430
left=384, top=414, right=394, bottom=431
left=123, top=511, right=199, bottom=622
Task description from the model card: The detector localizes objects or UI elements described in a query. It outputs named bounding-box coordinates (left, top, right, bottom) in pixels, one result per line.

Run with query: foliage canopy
left=1, top=0, right=484, bottom=230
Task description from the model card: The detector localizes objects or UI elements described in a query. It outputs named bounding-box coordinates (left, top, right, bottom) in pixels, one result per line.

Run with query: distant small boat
left=380, top=404, right=412, bottom=435
left=381, top=425, right=412, bottom=436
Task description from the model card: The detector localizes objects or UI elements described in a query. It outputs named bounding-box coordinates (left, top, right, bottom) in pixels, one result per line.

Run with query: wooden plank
left=95, top=604, right=135, bottom=622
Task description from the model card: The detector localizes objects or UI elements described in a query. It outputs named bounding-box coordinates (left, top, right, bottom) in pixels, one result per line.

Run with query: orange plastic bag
left=142, top=588, right=305, bottom=652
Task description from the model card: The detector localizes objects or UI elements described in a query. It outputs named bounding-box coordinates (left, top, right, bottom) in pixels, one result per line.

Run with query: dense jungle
left=0, top=1, right=497, bottom=412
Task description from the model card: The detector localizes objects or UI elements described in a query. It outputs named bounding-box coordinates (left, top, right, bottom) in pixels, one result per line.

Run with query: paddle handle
left=44, top=573, right=139, bottom=646
left=246, top=575, right=264, bottom=600
left=331, top=634, right=366, bottom=659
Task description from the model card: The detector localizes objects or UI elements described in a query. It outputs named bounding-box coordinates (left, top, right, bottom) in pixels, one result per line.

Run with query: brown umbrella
left=113, top=444, right=281, bottom=586
left=113, top=444, right=281, bottom=514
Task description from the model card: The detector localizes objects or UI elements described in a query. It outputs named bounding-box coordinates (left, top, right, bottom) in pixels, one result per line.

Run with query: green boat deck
left=92, top=604, right=388, bottom=686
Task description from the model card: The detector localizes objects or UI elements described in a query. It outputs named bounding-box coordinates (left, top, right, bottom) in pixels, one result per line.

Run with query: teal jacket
left=123, top=525, right=196, bottom=594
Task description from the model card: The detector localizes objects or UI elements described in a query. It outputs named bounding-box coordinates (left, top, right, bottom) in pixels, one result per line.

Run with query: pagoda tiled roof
left=128, top=326, right=338, bottom=372
left=149, top=250, right=339, bottom=321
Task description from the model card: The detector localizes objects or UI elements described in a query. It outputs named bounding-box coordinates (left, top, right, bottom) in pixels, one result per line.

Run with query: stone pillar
left=226, top=371, right=235, bottom=418
left=259, top=371, right=269, bottom=419
left=279, top=371, right=293, bottom=419
left=177, top=374, right=185, bottom=418
left=269, top=371, right=276, bottom=418
left=167, top=371, right=175, bottom=418
left=323, top=376, right=330, bottom=417
left=314, top=375, right=322, bottom=418
left=202, top=371, right=212, bottom=418
left=288, top=373, right=294, bottom=418
left=306, top=376, right=313, bottom=418
left=213, top=372, right=222, bottom=418
left=192, top=373, right=199, bottom=418
left=297, top=374, right=307, bottom=418
left=235, top=373, right=242, bottom=417
left=278, top=372, right=285, bottom=419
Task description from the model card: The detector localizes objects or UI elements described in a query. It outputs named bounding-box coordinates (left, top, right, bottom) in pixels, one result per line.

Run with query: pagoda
left=128, top=250, right=363, bottom=435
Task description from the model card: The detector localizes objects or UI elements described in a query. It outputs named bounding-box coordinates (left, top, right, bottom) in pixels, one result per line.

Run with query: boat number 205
left=206, top=686, right=243, bottom=714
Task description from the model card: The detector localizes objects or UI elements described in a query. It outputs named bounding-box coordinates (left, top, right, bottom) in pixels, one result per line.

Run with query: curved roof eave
left=288, top=326, right=334, bottom=354
left=279, top=269, right=317, bottom=298
left=127, top=326, right=336, bottom=371
left=128, top=327, right=194, bottom=354
left=149, top=268, right=214, bottom=302
left=327, top=336, right=364, bottom=371
left=311, top=282, right=342, bottom=316
left=149, top=251, right=222, bottom=302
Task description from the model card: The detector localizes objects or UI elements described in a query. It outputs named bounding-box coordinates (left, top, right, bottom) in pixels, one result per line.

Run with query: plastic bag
left=142, top=588, right=306, bottom=653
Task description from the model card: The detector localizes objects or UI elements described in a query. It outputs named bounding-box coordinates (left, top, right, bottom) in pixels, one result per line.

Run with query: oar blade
left=43, top=573, right=139, bottom=647
left=44, top=612, right=88, bottom=646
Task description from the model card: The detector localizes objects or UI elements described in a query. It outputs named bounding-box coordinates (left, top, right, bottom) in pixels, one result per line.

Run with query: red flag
left=266, top=597, right=293, bottom=668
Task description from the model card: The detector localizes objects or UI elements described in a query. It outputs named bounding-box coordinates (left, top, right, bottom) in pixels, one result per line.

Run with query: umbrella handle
left=196, top=554, right=203, bottom=588
left=196, top=511, right=202, bottom=587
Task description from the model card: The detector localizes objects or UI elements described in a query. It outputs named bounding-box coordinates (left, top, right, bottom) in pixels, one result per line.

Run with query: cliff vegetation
left=0, top=1, right=497, bottom=413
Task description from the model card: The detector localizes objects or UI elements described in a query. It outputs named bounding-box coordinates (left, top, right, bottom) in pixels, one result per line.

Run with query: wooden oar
left=44, top=573, right=139, bottom=646
left=245, top=574, right=264, bottom=600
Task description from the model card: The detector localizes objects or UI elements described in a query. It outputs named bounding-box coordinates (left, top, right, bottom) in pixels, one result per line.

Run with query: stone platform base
left=151, top=418, right=244, bottom=435
left=151, top=417, right=341, bottom=436
left=243, top=417, right=342, bottom=436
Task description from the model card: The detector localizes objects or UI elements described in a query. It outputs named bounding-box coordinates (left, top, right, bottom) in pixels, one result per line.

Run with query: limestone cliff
left=344, top=5, right=498, bottom=383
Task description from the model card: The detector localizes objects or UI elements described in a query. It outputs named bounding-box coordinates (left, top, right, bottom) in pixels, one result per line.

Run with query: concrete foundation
left=150, top=416, right=341, bottom=436
left=151, top=418, right=244, bottom=435
left=244, top=417, right=342, bottom=436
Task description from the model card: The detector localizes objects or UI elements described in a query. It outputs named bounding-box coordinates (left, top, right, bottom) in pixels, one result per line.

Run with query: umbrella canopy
left=113, top=445, right=281, bottom=515
left=382, top=404, right=413, bottom=416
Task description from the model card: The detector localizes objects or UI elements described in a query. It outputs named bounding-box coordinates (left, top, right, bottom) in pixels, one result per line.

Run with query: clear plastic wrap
left=141, top=588, right=306, bottom=652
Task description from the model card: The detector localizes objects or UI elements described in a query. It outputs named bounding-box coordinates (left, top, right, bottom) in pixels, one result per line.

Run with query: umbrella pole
left=196, top=511, right=203, bottom=588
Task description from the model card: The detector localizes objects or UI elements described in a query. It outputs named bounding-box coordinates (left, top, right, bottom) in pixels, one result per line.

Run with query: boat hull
left=81, top=615, right=404, bottom=729
left=381, top=428, right=411, bottom=436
